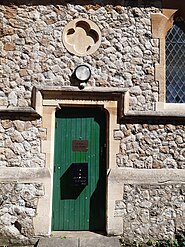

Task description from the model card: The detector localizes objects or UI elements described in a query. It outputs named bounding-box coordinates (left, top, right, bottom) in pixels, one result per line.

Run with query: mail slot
left=72, top=163, right=88, bottom=186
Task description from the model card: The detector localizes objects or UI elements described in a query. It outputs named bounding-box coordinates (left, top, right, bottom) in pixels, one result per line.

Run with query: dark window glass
left=166, top=18, right=185, bottom=103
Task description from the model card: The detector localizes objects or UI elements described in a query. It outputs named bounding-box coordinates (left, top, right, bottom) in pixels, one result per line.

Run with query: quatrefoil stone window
left=62, top=18, right=101, bottom=56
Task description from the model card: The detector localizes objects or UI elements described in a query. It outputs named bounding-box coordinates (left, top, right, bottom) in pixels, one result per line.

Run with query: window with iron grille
left=166, top=17, right=185, bottom=103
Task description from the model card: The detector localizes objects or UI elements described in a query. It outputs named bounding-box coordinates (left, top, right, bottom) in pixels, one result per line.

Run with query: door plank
left=52, top=108, right=106, bottom=231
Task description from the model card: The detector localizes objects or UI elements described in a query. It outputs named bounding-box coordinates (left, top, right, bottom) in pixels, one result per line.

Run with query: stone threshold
left=51, top=231, right=107, bottom=238
left=37, top=234, right=120, bottom=247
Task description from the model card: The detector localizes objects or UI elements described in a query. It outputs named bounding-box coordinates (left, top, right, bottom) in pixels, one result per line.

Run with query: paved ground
left=37, top=232, right=121, bottom=247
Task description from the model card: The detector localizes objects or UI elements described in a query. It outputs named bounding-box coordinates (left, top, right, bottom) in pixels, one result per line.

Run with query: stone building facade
left=0, top=0, right=185, bottom=245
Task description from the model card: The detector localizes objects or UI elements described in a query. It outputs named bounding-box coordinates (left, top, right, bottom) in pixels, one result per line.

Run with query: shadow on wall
left=120, top=116, right=185, bottom=125
left=1, top=0, right=185, bottom=26
left=0, top=0, right=162, bottom=7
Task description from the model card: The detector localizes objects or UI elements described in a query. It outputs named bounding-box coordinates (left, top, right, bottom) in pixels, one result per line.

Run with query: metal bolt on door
left=52, top=107, right=106, bottom=231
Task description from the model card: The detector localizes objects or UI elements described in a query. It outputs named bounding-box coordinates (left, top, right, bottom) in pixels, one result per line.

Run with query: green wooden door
left=52, top=107, right=106, bottom=231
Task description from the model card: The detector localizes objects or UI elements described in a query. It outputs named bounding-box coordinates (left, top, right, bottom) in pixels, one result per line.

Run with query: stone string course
left=0, top=119, right=46, bottom=167
left=0, top=182, right=44, bottom=246
left=115, top=184, right=185, bottom=241
left=0, top=3, right=160, bottom=111
left=115, top=123, right=185, bottom=169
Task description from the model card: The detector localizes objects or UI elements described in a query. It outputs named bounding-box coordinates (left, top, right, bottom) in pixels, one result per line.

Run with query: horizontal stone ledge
left=109, top=168, right=185, bottom=184
left=125, top=110, right=185, bottom=118
left=38, top=86, right=128, bottom=93
left=0, top=167, right=50, bottom=182
left=122, top=110, right=185, bottom=123
left=36, top=86, right=127, bottom=101
left=0, top=107, right=41, bottom=120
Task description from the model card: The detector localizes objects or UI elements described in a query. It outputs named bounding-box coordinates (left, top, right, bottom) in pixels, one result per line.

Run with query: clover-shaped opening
left=76, top=21, right=99, bottom=43
left=63, top=18, right=101, bottom=56
left=67, top=28, right=75, bottom=35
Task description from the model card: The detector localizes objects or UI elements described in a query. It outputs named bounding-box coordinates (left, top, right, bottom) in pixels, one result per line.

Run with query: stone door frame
left=32, top=86, right=128, bottom=235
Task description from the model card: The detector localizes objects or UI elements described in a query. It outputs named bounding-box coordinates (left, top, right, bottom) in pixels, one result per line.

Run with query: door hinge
left=101, top=143, right=106, bottom=156
left=55, top=121, right=58, bottom=128
left=100, top=146, right=103, bottom=156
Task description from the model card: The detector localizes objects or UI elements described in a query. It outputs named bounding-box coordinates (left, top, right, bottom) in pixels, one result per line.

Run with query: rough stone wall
left=0, top=119, right=46, bottom=167
left=0, top=182, right=44, bottom=246
left=1, top=0, right=185, bottom=243
left=115, top=123, right=185, bottom=169
left=0, top=1, right=160, bottom=111
left=115, top=184, right=185, bottom=241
